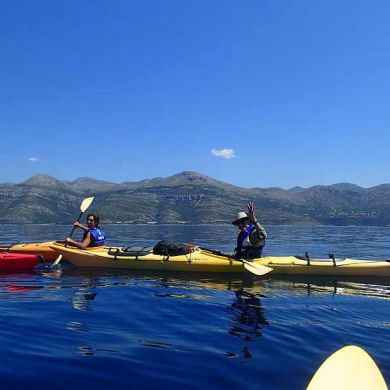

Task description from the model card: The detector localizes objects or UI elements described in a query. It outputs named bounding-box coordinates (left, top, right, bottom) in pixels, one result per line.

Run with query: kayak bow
left=0, top=241, right=59, bottom=262
left=307, top=345, right=388, bottom=390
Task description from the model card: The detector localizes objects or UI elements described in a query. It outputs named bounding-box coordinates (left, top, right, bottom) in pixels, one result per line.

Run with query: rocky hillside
left=0, top=172, right=389, bottom=225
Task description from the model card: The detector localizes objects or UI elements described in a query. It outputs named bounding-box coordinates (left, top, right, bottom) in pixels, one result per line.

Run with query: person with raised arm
left=232, top=202, right=267, bottom=259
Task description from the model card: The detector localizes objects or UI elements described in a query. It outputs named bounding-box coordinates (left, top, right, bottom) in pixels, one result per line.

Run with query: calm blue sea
left=0, top=224, right=389, bottom=389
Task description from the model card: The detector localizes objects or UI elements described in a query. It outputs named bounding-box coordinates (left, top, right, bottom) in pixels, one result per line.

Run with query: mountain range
left=0, top=171, right=389, bottom=225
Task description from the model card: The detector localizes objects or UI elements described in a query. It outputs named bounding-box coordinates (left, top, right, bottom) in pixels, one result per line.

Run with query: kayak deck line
left=267, top=259, right=390, bottom=267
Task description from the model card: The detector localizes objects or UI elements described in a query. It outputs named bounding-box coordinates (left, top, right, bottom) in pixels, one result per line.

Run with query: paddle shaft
left=198, top=246, right=272, bottom=276
left=52, top=198, right=94, bottom=267
left=66, top=212, right=84, bottom=246
left=53, top=212, right=84, bottom=265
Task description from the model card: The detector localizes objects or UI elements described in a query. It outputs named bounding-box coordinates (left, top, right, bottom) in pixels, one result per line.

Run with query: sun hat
left=232, top=211, right=250, bottom=225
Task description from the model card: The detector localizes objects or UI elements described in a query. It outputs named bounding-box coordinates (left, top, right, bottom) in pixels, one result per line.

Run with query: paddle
left=195, top=245, right=273, bottom=276
left=307, top=345, right=388, bottom=390
left=51, top=196, right=94, bottom=268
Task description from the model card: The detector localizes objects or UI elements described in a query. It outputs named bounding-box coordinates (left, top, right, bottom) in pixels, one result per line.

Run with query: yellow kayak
left=0, top=241, right=59, bottom=262
left=51, top=243, right=259, bottom=273
left=307, top=345, right=388, bottom=390
left=50, top=243, right=390, bottom=276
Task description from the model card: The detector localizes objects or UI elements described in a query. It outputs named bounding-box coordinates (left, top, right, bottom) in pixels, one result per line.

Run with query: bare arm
left=66, top=232, right=92, bottom=250
left=247, top=202, right=267, bottom=235
left=73, top=221, right=89, bottom=232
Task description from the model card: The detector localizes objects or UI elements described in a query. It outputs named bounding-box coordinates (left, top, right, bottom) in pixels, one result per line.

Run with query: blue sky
left=1, top=0, right=389, bottom=188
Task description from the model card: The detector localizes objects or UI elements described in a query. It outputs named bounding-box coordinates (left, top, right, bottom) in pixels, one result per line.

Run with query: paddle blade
left=307, top=345, right=388, bottom=390
left=243, top=261, right=273, bottom=276
left=51, top=254, right=63, bottom=267
left=80, top=197, right=94, bottom=212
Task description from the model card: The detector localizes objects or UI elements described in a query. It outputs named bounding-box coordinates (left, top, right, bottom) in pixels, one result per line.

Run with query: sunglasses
left=87, top=218, right=95, bottom=222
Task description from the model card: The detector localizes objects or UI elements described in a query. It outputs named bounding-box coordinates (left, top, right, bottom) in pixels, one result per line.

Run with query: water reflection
left=228, top=289, right=269, bottom=358
left=62, top=269, right=272, bottom=358
left=230, top=290, right=268, bottom=339
left=59, top=269, right=389, bottom=363
left=71, top=290, right=98, bottom=311
left=67, top=321, right=90, bottom=332
left=76, top=345, right=119, bottom=356
left=69, top=278, right=98, bottom=311
left=64, top=268, right=259, bottom=291
left=269, top=275, right=390, bottom=299
left=62, top=269, right=390, bottom=303
left=0, top=267, right=388, bottom=304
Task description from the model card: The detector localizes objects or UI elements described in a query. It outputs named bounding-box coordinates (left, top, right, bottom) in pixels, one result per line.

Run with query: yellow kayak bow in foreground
left=307, top=345, right=388, bottom=390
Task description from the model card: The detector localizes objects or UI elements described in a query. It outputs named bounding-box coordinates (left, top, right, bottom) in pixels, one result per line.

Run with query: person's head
left=86, top=213, right=99, bottom=228
left=232, top=212, right=250, bottom=231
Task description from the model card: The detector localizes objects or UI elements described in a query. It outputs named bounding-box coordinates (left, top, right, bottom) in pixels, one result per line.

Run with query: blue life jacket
left=84, top=228, right=106, bottom=247
left=235, top=224, right=264, bottom=259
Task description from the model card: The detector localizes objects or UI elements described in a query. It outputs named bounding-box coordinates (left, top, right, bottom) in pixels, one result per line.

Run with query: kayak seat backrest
left=108, top=246, right=154, bottom=257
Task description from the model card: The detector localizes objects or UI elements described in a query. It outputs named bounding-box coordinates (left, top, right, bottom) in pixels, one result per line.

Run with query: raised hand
left=247, top=202, right=256, bottom=222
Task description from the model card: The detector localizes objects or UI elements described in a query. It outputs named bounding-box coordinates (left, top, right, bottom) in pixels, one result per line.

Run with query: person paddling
left=66, top=213, right=106, bottom=249
left=232, top=202, right=267, bottom=259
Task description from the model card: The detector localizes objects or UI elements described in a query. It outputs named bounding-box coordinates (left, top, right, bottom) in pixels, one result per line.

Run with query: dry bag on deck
left=153, top=240, right=193, bottom=256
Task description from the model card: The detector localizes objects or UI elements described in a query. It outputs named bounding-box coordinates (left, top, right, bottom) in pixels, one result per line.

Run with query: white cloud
left=28, top=157, right=39, bottom=162
left=211, top=148, right=237, bottom=160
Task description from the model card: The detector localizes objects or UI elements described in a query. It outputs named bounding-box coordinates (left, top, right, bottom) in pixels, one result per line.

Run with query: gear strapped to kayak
left=108, top=241, right=196, bottom=261
left=152, top=240, right=194, bottom=257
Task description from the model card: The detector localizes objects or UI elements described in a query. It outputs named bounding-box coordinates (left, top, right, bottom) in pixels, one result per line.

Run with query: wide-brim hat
left=232, top=211, right=250, bottom=225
